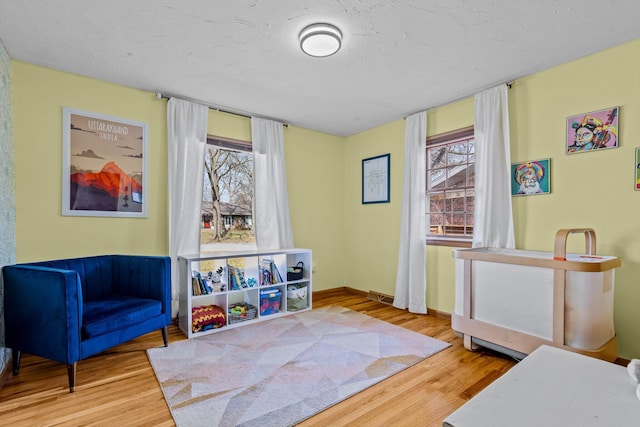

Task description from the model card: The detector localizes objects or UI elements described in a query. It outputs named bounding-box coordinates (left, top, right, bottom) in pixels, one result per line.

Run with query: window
left=426, top=126, right=475, bottom=246
left=201, top=136, right=256, bottom=255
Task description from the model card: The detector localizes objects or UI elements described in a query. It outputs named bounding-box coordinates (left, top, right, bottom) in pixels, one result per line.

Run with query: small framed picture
left=566, top=107, right=619, bottom=154
left=362, top=153, right=390, bottom=204
left=511, top=159, right=550, bottom=196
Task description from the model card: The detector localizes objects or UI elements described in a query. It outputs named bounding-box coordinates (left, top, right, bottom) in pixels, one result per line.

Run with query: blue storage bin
left=260, top=288, right=282, bottom=315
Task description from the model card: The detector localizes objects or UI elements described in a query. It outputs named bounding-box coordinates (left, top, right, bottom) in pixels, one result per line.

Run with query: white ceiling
left=1, top=1, right=639, bottom=137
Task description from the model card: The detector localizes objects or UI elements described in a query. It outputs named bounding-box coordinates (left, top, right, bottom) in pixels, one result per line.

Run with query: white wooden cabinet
left=178, top=249, right=312, bottom=338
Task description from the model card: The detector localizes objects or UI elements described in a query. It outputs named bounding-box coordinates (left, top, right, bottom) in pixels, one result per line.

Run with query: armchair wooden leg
left=161, top=326, right=169, bottom=347
left=12, top=349, right=21, bottom=375
left=67, top=362, right=77, bottom=393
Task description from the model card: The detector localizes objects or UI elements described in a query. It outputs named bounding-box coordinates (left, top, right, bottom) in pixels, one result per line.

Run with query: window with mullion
left=426, top=126, right=475, bottom=245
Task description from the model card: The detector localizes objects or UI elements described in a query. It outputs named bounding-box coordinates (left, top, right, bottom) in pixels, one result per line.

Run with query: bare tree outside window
left=201, top=137, right=255, bottom=254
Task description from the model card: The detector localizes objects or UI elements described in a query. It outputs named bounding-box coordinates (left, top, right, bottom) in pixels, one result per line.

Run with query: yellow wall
left=341, top=38, right=640, bottom=358
left=508, top=39, right=640, bottom=359
left=11, top=61, right=346, bottom=292
left=342, top=119, right=405, bottom=292
left=283, top=125, right=346, bottom=288
left=12, top=62, right=169, bottom=260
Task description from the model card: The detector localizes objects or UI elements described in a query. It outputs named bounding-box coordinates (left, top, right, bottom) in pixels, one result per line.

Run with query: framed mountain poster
left=62, top=107, right=148, bottom=217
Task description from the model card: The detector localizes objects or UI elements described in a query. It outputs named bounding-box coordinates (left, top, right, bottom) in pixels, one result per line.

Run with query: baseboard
left=427, top=307, right=452, bottom=321
left=615, top=356, right=631, bottom=366
left=343, top=286, right=368, bottom=297
left=311, top=286, right=367, bottom=298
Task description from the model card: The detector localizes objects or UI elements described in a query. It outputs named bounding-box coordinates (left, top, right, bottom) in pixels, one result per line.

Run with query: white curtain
left=473, top=85, right=515, bottom=249
left=251, top=117, right=294, bottom=250
left=168, top=98, right=208, bottom=313
left=393, top=111, right=427, bottom=314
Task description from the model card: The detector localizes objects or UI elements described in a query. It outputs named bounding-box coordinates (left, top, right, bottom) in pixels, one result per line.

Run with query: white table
left=443, top=345, right=640, bottom=427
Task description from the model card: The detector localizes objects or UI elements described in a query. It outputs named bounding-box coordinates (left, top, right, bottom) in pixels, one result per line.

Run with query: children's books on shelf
left=191, top=270, right=213, bottom=296
left=259, top=259, right=283, bottom=286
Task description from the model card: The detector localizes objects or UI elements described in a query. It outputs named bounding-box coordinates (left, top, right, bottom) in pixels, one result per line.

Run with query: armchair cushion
left=82, top=296, right=162, bottom=338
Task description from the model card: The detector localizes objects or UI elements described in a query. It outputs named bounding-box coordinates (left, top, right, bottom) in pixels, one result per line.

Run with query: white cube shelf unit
left=178, top=248, right=312, bottom=338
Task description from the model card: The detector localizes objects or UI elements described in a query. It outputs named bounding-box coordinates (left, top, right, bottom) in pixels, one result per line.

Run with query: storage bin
left=228, top=302, right=257, bottom=324
left=260, top=288, right=281, bottom=315
left=287, top=285, right=309, bottom=311
left=287, top=262, right=304, bottom=281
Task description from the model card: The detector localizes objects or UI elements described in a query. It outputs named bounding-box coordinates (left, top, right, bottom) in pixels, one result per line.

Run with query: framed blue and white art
left=362, top=153, right=390, bottom=204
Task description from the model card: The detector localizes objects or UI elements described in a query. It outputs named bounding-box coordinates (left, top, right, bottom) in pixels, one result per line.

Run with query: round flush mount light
left=299, top=23, right=342, bottom=57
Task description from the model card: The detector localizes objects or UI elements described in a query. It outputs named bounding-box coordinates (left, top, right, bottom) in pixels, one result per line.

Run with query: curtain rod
left=404, top=80, right=516, bottom=119
left=155, top=92, right=289, bottom=127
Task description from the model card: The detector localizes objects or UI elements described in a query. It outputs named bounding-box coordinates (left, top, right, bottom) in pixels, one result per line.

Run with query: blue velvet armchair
left=2, top=254, right=171, bottom=392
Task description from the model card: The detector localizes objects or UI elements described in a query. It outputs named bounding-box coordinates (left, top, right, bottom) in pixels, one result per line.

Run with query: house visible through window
left=426, top=126, right=475, bottom=246
left=201, top=136, right=256, bottom=255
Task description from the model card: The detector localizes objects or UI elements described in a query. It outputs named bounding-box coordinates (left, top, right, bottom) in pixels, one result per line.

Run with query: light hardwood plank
left=0, top=289, right=518, bottom=426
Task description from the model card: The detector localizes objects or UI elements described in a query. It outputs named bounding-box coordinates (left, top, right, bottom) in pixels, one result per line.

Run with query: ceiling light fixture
left=299, top=23, right=342, bottom=57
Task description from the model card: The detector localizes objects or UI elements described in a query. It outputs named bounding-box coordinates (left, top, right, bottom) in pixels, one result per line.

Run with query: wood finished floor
left=0, top=288, right=518, bottom=426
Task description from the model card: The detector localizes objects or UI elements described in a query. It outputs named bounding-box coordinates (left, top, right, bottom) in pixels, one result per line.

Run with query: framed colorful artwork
left=511, top=159, right=550, bottom=196
left=362, top=153, right=390, bottom=204
left=62, top=107, right=148, bottom=217
left=566, top=106, right=619, bottom=154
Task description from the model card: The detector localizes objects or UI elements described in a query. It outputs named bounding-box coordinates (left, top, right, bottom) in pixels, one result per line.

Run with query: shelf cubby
left=178, top=248, right=312, bottom=338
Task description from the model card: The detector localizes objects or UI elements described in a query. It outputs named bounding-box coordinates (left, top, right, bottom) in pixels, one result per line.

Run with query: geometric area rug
left=147, top=306, right=451, bottom=427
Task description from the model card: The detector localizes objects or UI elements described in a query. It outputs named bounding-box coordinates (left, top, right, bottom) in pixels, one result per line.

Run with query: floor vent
left=367, top=290, right=394, bottom=305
